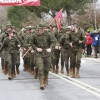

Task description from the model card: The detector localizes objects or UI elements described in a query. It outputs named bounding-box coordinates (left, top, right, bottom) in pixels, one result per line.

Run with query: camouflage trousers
left=35, top=56, right=51, bottom=80
left=30, top=53, right=35, bottom=68
left=7, top=53, right=17, bottom=74
left=1, top=50, right=9, bottom=73
left=70, top=47, right=82, bottom=69
left=16, top=52, right=20, bottom=65
left=61, top=48, right=65, bottom=67
left=23, top=50, right=30, bottom=66
left=63, top=49, right=70, bottom=70
left=51, top=49, right=60, bottom=66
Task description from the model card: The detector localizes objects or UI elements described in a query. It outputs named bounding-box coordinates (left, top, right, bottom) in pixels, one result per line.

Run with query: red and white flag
left=54, top=9, right=63, bottom=31
left=0, top=0, right=40, bottom=6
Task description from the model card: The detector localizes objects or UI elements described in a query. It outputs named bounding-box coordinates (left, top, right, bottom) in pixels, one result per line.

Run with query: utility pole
left=94, top=0, right=97, bottom=29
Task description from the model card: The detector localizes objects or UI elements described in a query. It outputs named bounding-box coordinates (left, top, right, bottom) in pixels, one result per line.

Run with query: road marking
left=59, top=73, right=100, bottom=93
left=50, top=72, right=100, bottom=98
left=81, top=59, right=86, bottom=63
left=85, top=58, right=100, bottom=63
left=59, top=59, right=86, bottom=65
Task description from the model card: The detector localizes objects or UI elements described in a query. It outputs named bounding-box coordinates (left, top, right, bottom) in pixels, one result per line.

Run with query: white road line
left=59, top=73, right=100, bottom=93
left=81, top=59, right=86, bottom=63
left=85, top=58, right=100, bottom=63
left=50, top=72, right=100, bottom=98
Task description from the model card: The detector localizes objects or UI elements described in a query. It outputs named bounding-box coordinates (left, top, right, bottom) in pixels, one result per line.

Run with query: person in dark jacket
left=90, top=30, right=100, bottom=58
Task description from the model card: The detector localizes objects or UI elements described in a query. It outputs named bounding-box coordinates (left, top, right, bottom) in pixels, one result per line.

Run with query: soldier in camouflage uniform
left=50, top=25, right=58, bottom=73
left=0, top=26, right=6, bottom=73
left=68, top=24, right=86, bottom=78
left=59, top=24, right=66, bottom=73
left=12, top=26, right=24, bottom=75
left=53, top=25, right=65, bottom=74
left=30, top=24, right=59, bottom=90
left=59, top=28, right=71, bottom=76
left=21, top=27, right=31, bottom=72
left=29, top=26, right=36, bottom=75
left=0, top=29, right=21, bottom=80
left=18, top=28, right=24, bottom=36
left=0, top=24, right=12, bottom=75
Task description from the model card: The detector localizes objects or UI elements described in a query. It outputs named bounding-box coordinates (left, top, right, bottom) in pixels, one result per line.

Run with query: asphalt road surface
left=0, top=57, right=100, bottom=100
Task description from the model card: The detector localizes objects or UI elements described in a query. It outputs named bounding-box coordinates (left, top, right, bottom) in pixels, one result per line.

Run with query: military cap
left=71, top=23, right=77, bottom=27
left=1, top=27, right=6, bottom=32
left=24, top=26, right=30, bottom=32
left=65, top=28, right=70, bottom=31
left=29, top=26, right=36, bottom=29
left=52, top=24, right=57, bottom=28
left=6, top=24, right=11, bottom=28
left=67, top=26, right=71, bottom=29
left=39, top=24, right=46, bottom=28
left=45, top=24, right=50, bottom=28
left=6, top=29, right=13, bottom=34
left=11, top=26, right=16, bottom=30
left=2, top=25, right=5, bottom=28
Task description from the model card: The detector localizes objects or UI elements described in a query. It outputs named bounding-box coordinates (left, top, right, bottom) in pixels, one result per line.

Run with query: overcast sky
left=96, top=0, right=100, bottom=6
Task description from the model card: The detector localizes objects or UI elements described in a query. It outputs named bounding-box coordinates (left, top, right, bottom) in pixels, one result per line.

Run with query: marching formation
left=0, top=23, right=86, bottom=90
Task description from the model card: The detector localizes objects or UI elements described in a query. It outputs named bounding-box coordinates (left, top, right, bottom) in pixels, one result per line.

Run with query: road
left=0, top=57, right=100, bottom=100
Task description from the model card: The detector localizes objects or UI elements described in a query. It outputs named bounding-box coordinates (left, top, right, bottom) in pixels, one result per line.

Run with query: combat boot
left=50, top=65, right=52, bottom=71
left=16, top=65, right=20, bottom=74
left=26, top=64, right=28, bottom=71
left=55, top=65, right=58, bottom=74
left=13, top=72, right=16, bottom=78
left=44, top=76, right=48, bottom=87
left=31, top=67, right=34, bottom=75
left=34, top=71, right=38, bottom=79
left=2, top=66, right=4, bottom=73
left=4, top=66, right=8, bottom=75
left=66, top=69, right=69, bottom=76
left=28, top=66, right=31, bottom=72
left=52, top=65, right=55, bottom=73
left=71, top=68, right=75, bottom=78
left=11, top=72, right=14, bottom=79
left=40, top=80, right=44, bottom=90
left=8, top=74, right=12, bottom=80
left=76, top=68, right=80, bottom=78
left=61, top=66, right=64, bottom=74
left=23, top=64, right=26, bottom=71
left=70, top=67, right=73, bottom=75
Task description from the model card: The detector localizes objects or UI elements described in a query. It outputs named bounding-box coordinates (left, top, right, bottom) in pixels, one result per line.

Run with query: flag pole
left=49, top=18, right=55, bottom=26
left=22, top=47, right=31, bottom=59
left=56, top=19, right=60, bottom=33
left=49, top=8, right=63, bottom=26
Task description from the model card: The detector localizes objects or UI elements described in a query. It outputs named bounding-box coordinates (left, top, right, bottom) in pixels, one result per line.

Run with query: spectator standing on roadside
left=85, top=31, right=92, bottom=57
left=90, top=29, right=100, bottom=58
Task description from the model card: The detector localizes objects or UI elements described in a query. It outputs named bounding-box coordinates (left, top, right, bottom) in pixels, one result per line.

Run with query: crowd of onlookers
left=84, top=29, right=100, bottom=58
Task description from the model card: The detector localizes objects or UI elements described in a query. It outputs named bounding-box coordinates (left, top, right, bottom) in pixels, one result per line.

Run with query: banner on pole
left=49, top=9, right=63, bottom=31
left=0, top=0, right=40, bottom=6
left=54, top=9, right=63, bottom=31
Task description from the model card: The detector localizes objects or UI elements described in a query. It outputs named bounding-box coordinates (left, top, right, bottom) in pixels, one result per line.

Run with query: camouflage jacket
left=0, top=36, right=20, bottom=53
left=59, top=34, right=70, bottom=49
left=68, top=30, right=86, bottom=47
left=21, top=33, right=31, bottom=48
left=30, top=32, right=59, bottom=57
left=54, top=29, right=65, bottom=42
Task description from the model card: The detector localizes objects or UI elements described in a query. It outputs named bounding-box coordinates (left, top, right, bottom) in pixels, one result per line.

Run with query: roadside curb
left=84, top=58, right=100, bottom=63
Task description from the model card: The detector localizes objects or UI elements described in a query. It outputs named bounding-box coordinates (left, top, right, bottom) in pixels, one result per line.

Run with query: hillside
left=0, top=6, right=10, bottom=26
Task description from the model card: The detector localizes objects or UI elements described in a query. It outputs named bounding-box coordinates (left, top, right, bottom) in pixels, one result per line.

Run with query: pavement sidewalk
left=82, top=49, right=100, bottom=63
